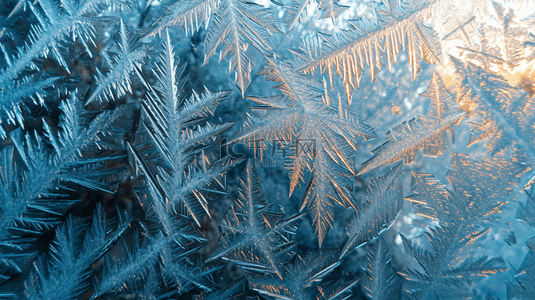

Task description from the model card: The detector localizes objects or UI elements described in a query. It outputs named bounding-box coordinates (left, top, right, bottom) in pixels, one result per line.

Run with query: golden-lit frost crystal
left=358, top=72, right=463, bottom=175
left=234, top=56, right=376, bottom=246
left=407, top=153, right=528, bottom=225
left=293, top=0, right=447, bottom=105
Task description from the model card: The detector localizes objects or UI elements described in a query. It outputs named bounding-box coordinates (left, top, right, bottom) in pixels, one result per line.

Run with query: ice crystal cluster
left=0, top=0, right=535, bottom=299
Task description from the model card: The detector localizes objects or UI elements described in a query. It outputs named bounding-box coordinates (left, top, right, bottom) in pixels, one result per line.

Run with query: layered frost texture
left=0, top=0, right=535, bottom=299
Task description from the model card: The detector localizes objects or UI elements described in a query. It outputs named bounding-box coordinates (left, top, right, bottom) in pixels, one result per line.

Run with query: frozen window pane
left=0, top=0, right=534, bottom=299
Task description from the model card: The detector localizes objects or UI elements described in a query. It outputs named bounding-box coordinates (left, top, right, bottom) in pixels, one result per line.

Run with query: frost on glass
left=358, top=72, right=463, bottom=175
left=206, top=160, right=300, bottom=277
left=0, top=0, right=535, bottom=299
left=233, top=56, right=375, bottom=245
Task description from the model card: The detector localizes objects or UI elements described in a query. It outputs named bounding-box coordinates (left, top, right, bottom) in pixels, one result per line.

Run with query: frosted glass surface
left=0, top=0, right=534, bottom=299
